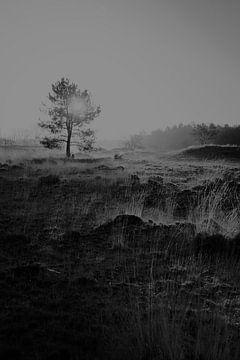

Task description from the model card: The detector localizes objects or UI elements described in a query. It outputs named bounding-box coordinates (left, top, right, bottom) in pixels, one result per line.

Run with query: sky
left=1, top=0, right=240, bottom=140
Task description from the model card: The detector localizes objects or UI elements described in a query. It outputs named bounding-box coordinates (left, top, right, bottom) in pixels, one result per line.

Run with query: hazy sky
left=1, top=0, right=240, bottom=139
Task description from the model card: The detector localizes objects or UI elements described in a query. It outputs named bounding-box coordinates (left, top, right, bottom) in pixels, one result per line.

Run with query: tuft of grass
left=188, top=179, right=240, bottom=237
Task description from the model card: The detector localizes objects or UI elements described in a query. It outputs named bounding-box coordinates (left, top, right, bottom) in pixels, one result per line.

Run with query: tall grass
left=107, top=251, right=240, bottom=360
left=189, top=179, right=240, bottom=237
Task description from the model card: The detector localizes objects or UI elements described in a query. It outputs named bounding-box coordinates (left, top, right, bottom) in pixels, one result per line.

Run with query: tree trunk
left=66, top=132, right=71, bottom=157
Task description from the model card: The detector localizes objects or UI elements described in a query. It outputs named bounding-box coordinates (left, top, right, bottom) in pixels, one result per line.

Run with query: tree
left=192, top=123, right=218, bottom=145
left=39, top=77, right=101, bottom=157
left=123, top=132, right=145, bottom=150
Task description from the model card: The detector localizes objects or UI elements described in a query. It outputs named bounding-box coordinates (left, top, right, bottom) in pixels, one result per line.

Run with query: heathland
left=1, top=145, right=240, bottom=360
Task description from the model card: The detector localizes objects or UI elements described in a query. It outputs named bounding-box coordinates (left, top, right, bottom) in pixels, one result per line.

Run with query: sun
left=70, top=97, right=87, bottom=115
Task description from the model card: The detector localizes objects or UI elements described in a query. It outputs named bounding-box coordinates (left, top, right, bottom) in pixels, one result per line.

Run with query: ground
left=1, top=146, right=240, bottom=359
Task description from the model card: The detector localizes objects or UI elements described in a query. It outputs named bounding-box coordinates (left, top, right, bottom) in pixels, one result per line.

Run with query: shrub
left=38, top=174, right=60, bottom=186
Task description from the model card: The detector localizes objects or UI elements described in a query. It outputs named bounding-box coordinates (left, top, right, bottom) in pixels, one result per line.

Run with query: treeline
left=125, top=123, right=240, bottom=151
left=143, top=124, right=195, bottom=150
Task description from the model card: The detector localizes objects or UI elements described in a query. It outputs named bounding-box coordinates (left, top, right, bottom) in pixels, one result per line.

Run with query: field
left=1, top=146, right=240, bottom=360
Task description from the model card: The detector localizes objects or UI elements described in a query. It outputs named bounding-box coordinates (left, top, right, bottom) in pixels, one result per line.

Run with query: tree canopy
left=192, top=123, right=218, bottom=145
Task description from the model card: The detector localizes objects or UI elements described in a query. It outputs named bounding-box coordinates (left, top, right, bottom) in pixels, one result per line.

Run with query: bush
left=38, top=174, right=60, bottom=186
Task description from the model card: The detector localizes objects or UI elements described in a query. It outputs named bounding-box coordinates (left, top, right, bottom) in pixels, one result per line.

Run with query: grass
left=0, top=144, right=64, bottom=163
left=1, top=148, right=240, bottom=359
left=102, top=253, right=240, bottom=360
left=189, top=178, right=240, bottom=237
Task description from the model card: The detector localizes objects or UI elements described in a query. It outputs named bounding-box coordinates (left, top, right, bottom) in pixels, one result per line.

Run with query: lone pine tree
left=39, top=77, right=101, bottom=157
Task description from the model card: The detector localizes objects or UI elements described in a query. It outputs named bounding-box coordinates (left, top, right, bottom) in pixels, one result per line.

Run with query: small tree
left=124, top=132, right=145, bottom=150
left=192, top=123, right=218, bottom=145
left=39, top=77, right=101, bottom=157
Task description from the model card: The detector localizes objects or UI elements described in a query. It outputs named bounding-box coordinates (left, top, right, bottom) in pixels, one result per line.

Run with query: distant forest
left=125, top=123, right=240, bottom=151
left=1, top=123, right=240, bottom=152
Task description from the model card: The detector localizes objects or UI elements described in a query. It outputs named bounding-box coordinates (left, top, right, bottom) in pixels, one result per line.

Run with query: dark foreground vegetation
left=1, top=148, right=240, bottom=359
